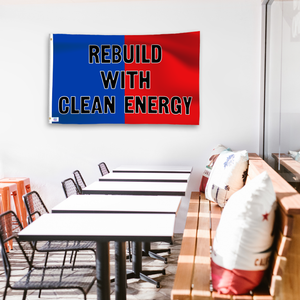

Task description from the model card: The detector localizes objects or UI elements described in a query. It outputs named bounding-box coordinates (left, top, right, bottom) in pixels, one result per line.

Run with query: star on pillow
left=262, top=212, right=269, bottom=221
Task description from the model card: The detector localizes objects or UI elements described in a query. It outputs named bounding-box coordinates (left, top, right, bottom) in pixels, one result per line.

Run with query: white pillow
left=289, top=150, right=300, bottom=162
left=199, top=144, right=229, bottom=193
left=205, top=150, right=249, bottom=207
left=211, top=171, right=277, bottom=295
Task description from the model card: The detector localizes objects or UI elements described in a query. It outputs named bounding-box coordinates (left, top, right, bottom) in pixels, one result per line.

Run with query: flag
left=49, top=32, right=200, bottom=125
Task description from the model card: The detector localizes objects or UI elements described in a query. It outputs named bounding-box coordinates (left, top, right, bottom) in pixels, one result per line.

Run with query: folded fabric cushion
left=211, top=171, right=277, bottom=295
left=205, top=150, right=249, bottom=207
left=199, top=144, right=229, bottom=193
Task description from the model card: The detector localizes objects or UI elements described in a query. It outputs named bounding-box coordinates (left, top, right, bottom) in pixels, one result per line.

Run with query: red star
left=262, top=212, right=269, bottom=221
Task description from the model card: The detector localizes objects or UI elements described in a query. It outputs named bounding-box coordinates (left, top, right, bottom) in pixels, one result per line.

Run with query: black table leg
left=96, top=242, right=110, bottom=300
left=142, top=241, right=170, bottom=264
left=111, top=241, right=166, bottom=289
left=114, top=241, right=127, bottom=300
left=129, top=241, right=165, bottom=288
left=132, top=241, right=142, bottom=275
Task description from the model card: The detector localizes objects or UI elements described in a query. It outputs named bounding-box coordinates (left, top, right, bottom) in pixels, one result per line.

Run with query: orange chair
left=0, top=182, right=19, bottom=251
left=0, top=178, right=31, bottom=228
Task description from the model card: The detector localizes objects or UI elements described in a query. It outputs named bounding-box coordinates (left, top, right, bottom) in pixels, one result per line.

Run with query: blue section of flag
left=51, top=34, right=125, bottom=124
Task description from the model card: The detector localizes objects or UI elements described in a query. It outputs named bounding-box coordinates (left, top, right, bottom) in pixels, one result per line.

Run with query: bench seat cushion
left=211, top=171, right=277, bottom=295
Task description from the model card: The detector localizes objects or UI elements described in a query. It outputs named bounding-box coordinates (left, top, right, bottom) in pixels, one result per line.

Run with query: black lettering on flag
left=125, top=96, right=134, bottom=113
left=183, top=96, right=192, bottom=115
left=148, top=96, right=157, bottom=114
left=104, top=96, right=115, bottom=114
left=71, top=96, right=80, bottom=114
left=81, top=96, right=90, bottom=114
left=91, top=96, right=103, bottom=114
left=89, top=45, right=100, bottom=64
left=170, top=96, right=182, bottom=115
left=101, top=45, right=111, bottom=63
left=127, top=71, right=138, bottom=89
left=112, top=45, right=122, bottom=63
left=152, top=45, right=162, bottom=63
left=100, top=71, right=119, bottom=89
left=123, top=44, right=134, bottom=63
left=139, top=71, right=150, bottom=89
left=58, top=96, right=69, bottom=114
left=158, top=96, right=169, bottom=114
left=141, top=45, right=150, bottom=63
left=135, top=96, right=147, bottom=113
left=135, top=45, right=140, bottom=63
left=120, top=71, right=125, bottom=89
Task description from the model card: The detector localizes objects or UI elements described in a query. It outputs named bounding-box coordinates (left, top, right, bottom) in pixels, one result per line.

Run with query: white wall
left=0, top=0, right=262, bottom=232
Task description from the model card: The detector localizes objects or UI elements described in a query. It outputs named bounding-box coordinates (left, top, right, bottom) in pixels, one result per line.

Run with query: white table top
left=52, top=195, right=182, bottom=214
left=18, top=213, right=175, bottom=243
left=83, top=181, right=187, bottom=196
left=113, top=165, right=193, bottom=174
left=99, top=172, right=190, bottom=182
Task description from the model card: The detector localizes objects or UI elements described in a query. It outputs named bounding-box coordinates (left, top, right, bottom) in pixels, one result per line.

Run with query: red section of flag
left=124, top=32, right=200, bottom=125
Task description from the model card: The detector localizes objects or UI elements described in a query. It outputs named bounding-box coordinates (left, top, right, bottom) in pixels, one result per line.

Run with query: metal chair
left=0, top=210, right=96, bottom=300
left=61, top=177, right=81, bottom=197
left=98, top=162, right=109, bottom=176
left=23, top=191, right=96, bottom=269
left=73, top=170, right=86, bottom=194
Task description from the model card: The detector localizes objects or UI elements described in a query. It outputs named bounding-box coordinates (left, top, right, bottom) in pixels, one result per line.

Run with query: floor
left=0, top=234, right=182, bottom=300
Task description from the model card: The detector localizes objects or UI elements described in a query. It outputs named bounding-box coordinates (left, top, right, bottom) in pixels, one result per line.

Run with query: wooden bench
left=172, top=153, right=300, bottom=300
left=272, top=153, right=300, bottom=192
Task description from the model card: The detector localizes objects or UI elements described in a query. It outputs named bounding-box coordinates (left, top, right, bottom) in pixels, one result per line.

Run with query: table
left=51, top=194, right=182, bottom=214
left=98, top=172, right=190, bottom=182
left=82, top=181, right=187, bottom=196
left=18, top=213, right=175, bottom=300
left=82, top=178, right=187, bottom=263
left=272, top=153, right=300, bottom=178
left=113, top=165, right=192, bottom=173
left=272, top=153, right=300, bottom=191
left=51, top=194, right=181, bottom=285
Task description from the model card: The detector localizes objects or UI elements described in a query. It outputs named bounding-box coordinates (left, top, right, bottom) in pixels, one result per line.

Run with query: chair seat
left=38, top=240, right=96, bottom=252
left=13, top=266, right=96, bottom=293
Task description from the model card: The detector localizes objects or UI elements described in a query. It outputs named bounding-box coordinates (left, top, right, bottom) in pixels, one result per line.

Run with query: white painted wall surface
left=0, top=0, right=262, bottom=232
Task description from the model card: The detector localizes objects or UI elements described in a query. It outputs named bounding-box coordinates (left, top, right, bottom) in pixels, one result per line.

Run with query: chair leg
left=44, top=252, right=49, bottom=267
left=38, top=252, right=49, bottom=298
left=29, top=243, right=37, bottom=269
left=62, top=251, right=68, bottom=267
left=72, top=250, right=78, bottom=270
left=22, top=290, right=27, bottom=300
left=3, top=283, right=9, bottom=300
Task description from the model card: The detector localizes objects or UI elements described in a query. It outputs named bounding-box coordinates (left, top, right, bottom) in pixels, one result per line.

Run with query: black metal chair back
left=22, top=190, right=96, bottom=267
left=61, top=177, right=81, bottom=197
left=73, top=170, right=86, bottom=194
left=0, top=211, right=35, bottom=280
left=23, top=191, right=49, bottom=224
left=98, top=162, right=109, bottom=176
